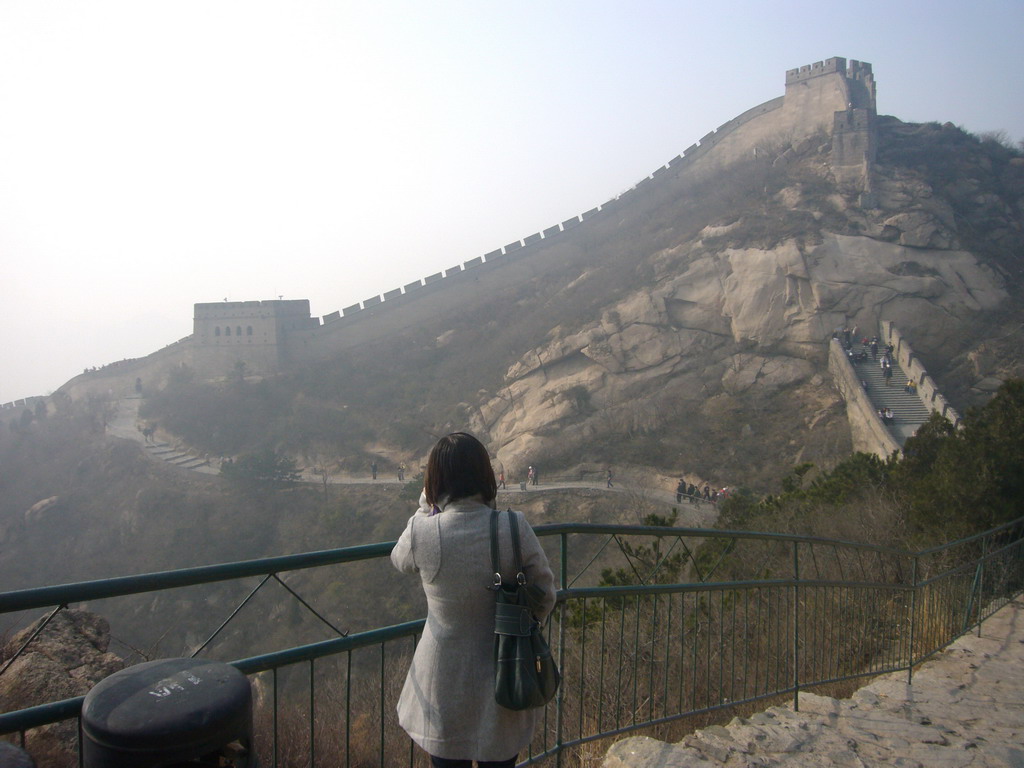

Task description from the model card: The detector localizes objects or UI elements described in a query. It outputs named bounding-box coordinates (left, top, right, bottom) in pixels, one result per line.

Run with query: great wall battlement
left=35, top=57, right=878, bottom=401
left=279, top=56, right=877, bottom=364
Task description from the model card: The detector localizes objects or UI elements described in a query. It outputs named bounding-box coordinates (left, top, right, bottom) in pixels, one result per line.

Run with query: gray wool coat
left=391, top=495, right=557, bottom=762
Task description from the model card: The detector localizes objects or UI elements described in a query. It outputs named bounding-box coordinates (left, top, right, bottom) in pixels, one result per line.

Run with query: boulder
left=24, top=497, right=59, bottom=524
left=0, top=610, right=124, bottom=765
left=881, top=210, right=954, bottom=249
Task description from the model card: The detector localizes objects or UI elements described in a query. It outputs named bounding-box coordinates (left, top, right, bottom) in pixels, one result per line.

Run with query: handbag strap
left=507, top=510, right=527, bottom=585
left=489, top=509, right=502, bottom=587
left=489, top=508, right=528, bottom=587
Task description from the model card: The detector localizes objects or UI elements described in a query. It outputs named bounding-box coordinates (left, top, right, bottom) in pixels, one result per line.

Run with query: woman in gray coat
left=392, top=433, right=557, bottom=768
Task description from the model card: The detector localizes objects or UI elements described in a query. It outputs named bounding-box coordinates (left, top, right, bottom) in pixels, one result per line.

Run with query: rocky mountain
left=16, top=58, right=1024, bottom=494
left=477, top=116, right=1023, bottom=488
left=1, top=60, right=1022, bottom=760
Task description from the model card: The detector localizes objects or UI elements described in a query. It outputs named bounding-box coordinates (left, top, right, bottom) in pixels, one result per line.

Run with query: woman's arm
left=390, top=490, right=435, bottom=573
left=390, top=515, right=418, bottom=573
left=517, top=511, right=557, bottom=621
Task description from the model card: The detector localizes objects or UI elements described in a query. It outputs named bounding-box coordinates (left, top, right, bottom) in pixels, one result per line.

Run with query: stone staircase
left=844, top=341, right=931, bottom=445
left=144, top=441, right=210, bottom=470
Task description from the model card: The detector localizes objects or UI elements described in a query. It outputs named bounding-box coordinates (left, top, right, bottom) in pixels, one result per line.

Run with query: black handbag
left=490, top=509, right=560, bottom=711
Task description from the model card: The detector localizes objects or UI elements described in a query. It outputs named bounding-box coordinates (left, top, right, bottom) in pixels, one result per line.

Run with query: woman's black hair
left=423, top=432, right=497, bottom=507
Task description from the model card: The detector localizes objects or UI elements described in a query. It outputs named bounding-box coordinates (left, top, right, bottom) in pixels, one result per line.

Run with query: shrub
left=221, top=446, right=301, bottom=486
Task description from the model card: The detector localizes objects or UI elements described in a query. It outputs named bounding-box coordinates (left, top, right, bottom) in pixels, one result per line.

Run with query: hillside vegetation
left=132, top=120, right=1024, bottom=494
left=4, top=378, right=1020, bottom=660
left=716, top=379, right=1024, bottom=543
left=0, top=399, right=663, bottom=658
left=3, top=118, right=1023, bottom=663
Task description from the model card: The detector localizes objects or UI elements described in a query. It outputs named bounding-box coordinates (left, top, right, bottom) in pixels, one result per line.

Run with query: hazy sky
left=2, top=0, right=1022, bottom=403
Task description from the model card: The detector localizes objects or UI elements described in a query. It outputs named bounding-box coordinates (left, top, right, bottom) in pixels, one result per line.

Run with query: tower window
left=247, top=326, right=253, bottom=336
left=226, top=326, right=231, bottom=336
left=215, top=327, right=221, bottom=337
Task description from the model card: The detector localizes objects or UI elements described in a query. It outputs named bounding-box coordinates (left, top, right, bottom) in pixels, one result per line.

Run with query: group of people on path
left=838, top=329, right=899, bottom=381
left=675, top=479, right=723, bottom=505
left=370, top=456, right=716, bottom=502
left=834, top=329, right=926, bottom=428
left=367, top=460, right=409, bottom=481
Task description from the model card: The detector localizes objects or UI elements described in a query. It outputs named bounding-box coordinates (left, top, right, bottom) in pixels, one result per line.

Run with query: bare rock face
left=24, top=496, right=60, bottom=524
left=881, top=211, right=955, bottom=249
left=0, top=610, right=124, bottom=765
left=478, top=220, right=1008, bottom=475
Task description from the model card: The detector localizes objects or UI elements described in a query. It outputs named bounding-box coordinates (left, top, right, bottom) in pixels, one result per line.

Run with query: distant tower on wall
left=785, top=57, right=877, bottom=200
left=191, top=300, right=316, bottom=380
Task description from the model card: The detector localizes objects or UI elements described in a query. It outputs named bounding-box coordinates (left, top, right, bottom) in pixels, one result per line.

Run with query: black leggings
left=430, top=755, right=517, bottom=768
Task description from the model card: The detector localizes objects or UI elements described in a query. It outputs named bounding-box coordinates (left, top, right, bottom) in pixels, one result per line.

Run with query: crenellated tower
left=191, top=300, right=317, bottom=379
left=786, top=57, right=877, bottom=202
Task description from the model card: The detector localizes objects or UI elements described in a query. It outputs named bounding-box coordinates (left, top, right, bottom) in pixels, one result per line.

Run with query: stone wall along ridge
left=313, top=214, right=585, bottom=330
left=54, top=56, right=872, bottom=391
left=309, top=58, right=861, bottom=332
left=1, top=395, right=45, bottom=411
left=829, top=338, right=902, bottom=459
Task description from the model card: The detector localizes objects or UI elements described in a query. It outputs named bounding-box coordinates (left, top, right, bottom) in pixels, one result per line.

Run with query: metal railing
left=2, top=516, right=1022, bottom=767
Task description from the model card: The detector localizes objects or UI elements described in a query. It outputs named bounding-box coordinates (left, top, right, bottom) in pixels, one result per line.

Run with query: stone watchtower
left=785, top=57, right=877, bottom=200
left=190, top=300, right=315, bottom=380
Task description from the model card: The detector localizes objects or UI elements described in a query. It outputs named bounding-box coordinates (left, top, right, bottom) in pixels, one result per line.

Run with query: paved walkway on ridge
left=603, top=597, right=1024, bottom=768
left=106, top=396, right=718, bottom=525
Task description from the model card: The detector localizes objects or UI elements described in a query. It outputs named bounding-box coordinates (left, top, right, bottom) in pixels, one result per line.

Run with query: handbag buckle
left=516, top=571, right=527, bottom=586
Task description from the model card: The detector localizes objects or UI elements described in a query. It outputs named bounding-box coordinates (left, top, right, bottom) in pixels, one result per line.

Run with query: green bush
left=711, top=379, right=1024, bottom=547
left=220, top=446, right=301, bottom=486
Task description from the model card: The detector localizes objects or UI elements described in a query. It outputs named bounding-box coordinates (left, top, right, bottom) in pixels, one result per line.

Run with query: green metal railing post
left=554, top=531, right=568, bottom=768
left=908, top=555, right=918, bottom=684
left=976, top=537, right=987, bottom=637
left=792, top=541, right=800, bottom=712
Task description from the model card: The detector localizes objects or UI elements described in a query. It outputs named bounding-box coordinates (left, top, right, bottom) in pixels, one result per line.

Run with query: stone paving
left=603, top=597, right=1024, bottom=767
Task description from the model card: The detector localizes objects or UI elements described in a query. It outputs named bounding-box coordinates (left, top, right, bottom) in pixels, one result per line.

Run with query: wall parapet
left=184, top=58, right=868, bottom=361
left=1, top=396, right=44, bottom=410
left=829, top=338, right=902, bottom=459
left=307, top=64, right=817, bottom=331
left=881, top=321, right=962, bottom=427
left=786, top=57, right=846, bottom=85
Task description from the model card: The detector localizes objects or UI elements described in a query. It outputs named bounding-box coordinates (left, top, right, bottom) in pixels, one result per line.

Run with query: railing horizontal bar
left=232, top=620, right=424, bottom=674
left=0, top=524, right=922, bottom=616
left=802, top=665, right=906, bottom=690
left=533, top=523, right=909, bottom=556
left=915, top=571, right=969, bottom=590
left=562, top=579, right=908, bottom=599
left=914, top=559, right=998, bottom=588
left=0, top=542, right=396, bottom=614
left=563, top=580, right=788, bottom=599
left=915, top=518, right=1022, bottom=557
left=796, top=579, right=910, bottom=591
left=0, top=696, right=83, bottom=734
left=0, top=620, right=427, bottom=735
